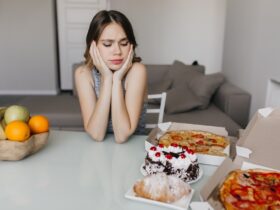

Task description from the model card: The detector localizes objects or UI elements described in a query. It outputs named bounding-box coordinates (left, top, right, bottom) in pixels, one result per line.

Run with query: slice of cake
left=142, top=143, right=200, bottom=182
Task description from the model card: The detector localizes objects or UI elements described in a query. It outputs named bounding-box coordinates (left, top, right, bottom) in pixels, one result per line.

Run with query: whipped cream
left=148, top=145, right=197, bottom=165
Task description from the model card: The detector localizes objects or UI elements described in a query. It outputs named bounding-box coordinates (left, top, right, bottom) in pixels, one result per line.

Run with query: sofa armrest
left=213, top=82, right=251, bottom=128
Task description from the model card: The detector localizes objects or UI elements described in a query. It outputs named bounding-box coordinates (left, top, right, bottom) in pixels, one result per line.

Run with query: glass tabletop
left=0, top=130, right=218, bottom=210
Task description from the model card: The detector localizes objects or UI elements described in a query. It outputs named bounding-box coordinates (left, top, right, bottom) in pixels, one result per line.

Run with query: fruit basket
left=0, top=132, right=49, bottom=161
left=0, top=105, right=50, bottom=161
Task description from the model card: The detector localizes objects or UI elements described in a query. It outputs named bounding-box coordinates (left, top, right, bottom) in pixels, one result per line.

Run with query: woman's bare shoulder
left=127, top=62, right=147, bottom=78
left=75, top=65, right=92, bottom=79
left=75, top=65, right=95, bottom=88
left=131, top=62, right=146, bottom=71
left=125, top=63, right=147, bottom=89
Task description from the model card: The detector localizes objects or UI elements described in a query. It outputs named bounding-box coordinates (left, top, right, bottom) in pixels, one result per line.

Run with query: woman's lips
left=110, top=59, right=123, bottom=65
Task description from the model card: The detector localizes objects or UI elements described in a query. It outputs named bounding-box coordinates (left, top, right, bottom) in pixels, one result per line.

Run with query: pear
left=0, top=123, right=6, bottom=140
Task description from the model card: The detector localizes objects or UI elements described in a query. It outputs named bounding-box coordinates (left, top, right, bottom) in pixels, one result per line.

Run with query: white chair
left=145, top=92, right=167, bottom=129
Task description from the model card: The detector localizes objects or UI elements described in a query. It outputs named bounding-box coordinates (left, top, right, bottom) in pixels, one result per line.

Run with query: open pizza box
left=145, top=122, right=230, bottom=166
left=193, top=107, right=280, bottom=210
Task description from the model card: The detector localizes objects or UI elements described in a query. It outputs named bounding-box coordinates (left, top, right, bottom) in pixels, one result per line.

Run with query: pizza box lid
left=236, top=107, right=280, bottom=170
left=145, top=122, right=230, bottom=166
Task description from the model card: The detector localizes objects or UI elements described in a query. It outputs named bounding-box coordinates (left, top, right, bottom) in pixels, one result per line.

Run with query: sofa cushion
left=170, top=60, right=205, bottom=88
left=147, top=60, right=205, bottom=105
left=147, top=60, right=205, bottom=93
left=148, top=69, right=173, bottom=104
left=165, top=85, right=203, bottom=114
left=189, top=73, right=225, bottom=109
left=148, top=70, right=173, bottom=94
left=162, top=60, right=223, bottom=111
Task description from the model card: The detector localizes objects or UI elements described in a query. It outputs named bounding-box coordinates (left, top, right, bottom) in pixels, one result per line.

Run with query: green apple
left=4, top=105, right=30, bottom=124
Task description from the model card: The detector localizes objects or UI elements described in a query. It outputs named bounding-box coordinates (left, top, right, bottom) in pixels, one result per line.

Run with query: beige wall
left=110, top=0, right=227, bottom=74
left=0, top=0, right=58, bottom=94
left=222, top=0, right=280, bottom=116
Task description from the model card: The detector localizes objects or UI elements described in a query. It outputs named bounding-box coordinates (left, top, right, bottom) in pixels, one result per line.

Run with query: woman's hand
left=90, top=41, right=112, bottom=78
left=113, top=45, right=134, bottom=81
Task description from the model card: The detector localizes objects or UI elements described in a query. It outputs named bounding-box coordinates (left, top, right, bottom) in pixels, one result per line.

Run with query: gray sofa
left=145, top=62, right=251, bottom=137
left=2, top=62, right=251, bottom=137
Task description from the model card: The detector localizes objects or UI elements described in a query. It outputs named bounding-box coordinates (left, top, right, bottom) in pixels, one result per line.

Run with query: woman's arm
left=111, top=62, right=147, bottom=143
left=75, top=65, right=112, bottom=141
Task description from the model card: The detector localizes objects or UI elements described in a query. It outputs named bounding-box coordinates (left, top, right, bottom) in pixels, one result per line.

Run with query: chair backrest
left=145, top=92, right=167, bottom=129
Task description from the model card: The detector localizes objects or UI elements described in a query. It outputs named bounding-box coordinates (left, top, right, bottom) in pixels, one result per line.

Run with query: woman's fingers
left=95, top=45, right=107, bottom=68
left=90, top=41, right=99, bottom=67
left=122, top=45, right=134, bottom=70
left=92, top=42, right=111, bottom=77
left=127, top=45, right=134, bottom=69
left=92, top=41, right=108, bottom=73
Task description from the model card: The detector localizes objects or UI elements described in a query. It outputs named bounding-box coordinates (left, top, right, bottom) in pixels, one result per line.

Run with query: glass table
left=0, top=130, right=218, bottom=210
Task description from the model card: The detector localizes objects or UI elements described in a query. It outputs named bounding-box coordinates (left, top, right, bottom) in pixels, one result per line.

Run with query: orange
left=28, top=115, right=49, bottom=134
left=5, top=120, right=30, bottom=141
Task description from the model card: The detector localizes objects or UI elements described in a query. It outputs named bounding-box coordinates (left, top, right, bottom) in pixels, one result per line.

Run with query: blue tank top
left=92, top=69, right=147, bottom=135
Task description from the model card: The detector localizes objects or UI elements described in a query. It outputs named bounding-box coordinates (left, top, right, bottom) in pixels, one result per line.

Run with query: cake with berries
left=142, top=143, right=200, bottom=182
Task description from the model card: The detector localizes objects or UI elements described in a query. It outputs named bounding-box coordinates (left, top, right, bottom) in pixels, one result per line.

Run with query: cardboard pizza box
left=195, top=107, right=280, bottom=209
left=145, top=122, right=231, bottom=166
left=236, top=107, right=280, bottom=169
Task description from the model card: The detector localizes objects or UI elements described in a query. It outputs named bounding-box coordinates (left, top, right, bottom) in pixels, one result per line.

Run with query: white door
left=56, top=0, right=109, bottom=90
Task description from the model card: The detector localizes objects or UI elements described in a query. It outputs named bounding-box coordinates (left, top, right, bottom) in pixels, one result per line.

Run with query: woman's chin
left=108, top=64, right=122, bottom=71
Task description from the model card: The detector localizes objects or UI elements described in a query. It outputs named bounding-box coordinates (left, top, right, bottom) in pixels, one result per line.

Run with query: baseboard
left=0, top=89, right=59, bottom=95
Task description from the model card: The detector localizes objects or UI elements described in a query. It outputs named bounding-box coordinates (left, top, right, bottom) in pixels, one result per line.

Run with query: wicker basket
left=0, top=132, right=49, bottom=161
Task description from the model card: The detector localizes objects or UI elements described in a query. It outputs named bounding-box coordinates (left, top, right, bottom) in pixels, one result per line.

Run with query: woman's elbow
left=114, top=130, right=133, bottom=144
left=114, top=135, right=128, bottom=144
left=85, top=126, right=105, bottom=142
left=91, top=134, right=105, bottom=142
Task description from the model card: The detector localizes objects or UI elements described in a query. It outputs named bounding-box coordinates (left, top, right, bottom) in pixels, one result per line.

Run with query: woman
left=75, top=10, right=147, bottom=143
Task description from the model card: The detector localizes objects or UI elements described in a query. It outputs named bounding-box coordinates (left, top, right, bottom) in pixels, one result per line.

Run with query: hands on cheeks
left=90, top=41, right=134, bottom=81
left=90, top=41, right=112, bottom=78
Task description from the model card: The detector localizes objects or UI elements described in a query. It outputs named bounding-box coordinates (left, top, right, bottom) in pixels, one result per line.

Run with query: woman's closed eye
left=102, top=40, right=129, bottom=47
left=120, top=41, right=129, bottom=46
left=103, top=42, right=112, bottom=47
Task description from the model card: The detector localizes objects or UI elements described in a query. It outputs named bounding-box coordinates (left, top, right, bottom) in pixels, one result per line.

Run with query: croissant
left=133, top=173, right=191, bottom=203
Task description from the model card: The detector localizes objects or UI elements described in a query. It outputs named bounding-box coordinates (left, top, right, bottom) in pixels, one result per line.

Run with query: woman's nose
left=112, top=44, right=121, bottom=55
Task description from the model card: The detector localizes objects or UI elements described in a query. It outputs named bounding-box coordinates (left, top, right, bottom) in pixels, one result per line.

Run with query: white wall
left=0, top=0, right=58, bottom=95
left=0, top=0, right=226, bottom=94
left=223, top=0, right=280, bottom=116
left=110, top=0, right=227, bottom=73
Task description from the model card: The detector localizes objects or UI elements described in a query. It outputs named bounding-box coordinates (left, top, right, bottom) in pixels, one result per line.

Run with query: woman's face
left=96, top=22, right=131, bottom=71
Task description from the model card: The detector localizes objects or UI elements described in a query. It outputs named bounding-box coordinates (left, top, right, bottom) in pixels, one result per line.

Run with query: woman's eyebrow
left=100, top=39, right=114, bottom=42
left=100, top=38, right=128, bottom=42
left=119, top=38, right=128, bottom=42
